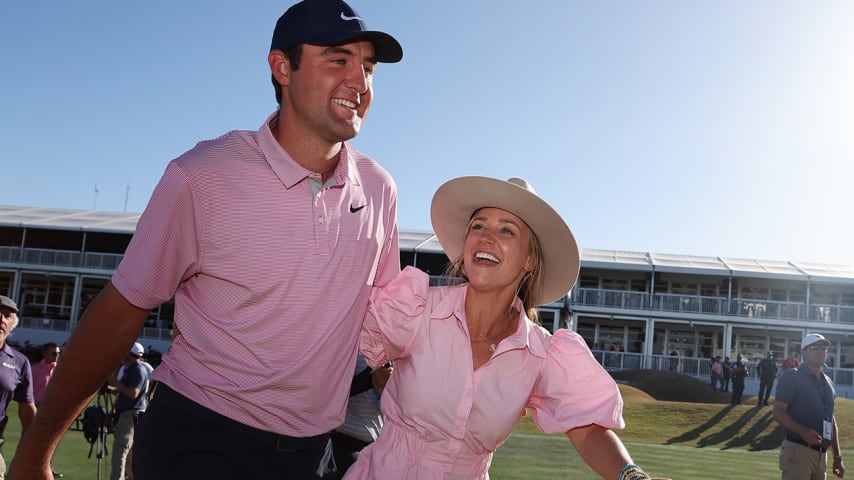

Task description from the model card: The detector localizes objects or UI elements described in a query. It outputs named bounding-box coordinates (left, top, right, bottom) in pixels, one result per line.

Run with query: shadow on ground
left=612, top=369, right=786, bottom=451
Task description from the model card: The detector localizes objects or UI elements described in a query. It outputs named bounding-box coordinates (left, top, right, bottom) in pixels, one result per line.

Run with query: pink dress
left=345, top=267, right=625, bottom=480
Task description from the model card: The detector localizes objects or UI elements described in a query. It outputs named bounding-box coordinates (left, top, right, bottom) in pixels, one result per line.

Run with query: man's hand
left=832, top=456, right=845, bottom=478
left=371, top=365, right=393, bottom=390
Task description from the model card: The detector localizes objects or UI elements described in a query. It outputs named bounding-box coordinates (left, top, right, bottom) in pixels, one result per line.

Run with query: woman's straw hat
left=430, top=176, right=580, bottom=305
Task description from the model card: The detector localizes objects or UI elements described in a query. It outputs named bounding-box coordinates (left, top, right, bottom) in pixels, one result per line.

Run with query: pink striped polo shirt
left=112, top=112, right=400, bottom=436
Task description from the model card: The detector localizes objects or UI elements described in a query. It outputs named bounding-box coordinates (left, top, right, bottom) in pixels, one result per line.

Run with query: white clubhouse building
left=2, top=205, right=853, bottom=395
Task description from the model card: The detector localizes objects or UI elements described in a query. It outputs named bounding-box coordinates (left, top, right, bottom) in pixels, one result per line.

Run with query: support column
left=644, top=317, right=655, bottom=369
left=723, top=323, right=733, bottom=358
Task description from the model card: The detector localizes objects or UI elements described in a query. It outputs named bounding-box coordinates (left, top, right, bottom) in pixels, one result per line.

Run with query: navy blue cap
left=270, top=0, right=403, bottom=63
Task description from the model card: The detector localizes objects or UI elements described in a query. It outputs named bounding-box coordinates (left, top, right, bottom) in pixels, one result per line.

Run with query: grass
left=491, top=370, right=854, bottom=478
left=2, top=371, right=851, bottom=479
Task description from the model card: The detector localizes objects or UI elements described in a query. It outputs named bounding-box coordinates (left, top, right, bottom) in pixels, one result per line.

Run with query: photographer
left=106, top=343, right=149, bottom=480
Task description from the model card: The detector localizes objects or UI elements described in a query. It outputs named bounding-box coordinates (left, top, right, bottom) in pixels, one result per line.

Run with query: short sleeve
left=527, top=330, right=625, bottom=434
left=775, top=370, right=796, bottom=404
left=359, top=266, right=429, bottom=370
left=112, top=161, right=201, bottom=309
left=14, top=358, right=34, bottom=404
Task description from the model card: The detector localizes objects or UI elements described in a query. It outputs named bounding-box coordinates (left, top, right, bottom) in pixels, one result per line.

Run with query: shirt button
left=318, top=217, right=325, bottom=224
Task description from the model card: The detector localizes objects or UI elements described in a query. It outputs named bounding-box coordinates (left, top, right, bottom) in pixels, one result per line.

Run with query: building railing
left=19, top=316, right=71, bottom=332
left=0, top=246, right=123, bottom=272
left=572, top=287, right=854, bottom=325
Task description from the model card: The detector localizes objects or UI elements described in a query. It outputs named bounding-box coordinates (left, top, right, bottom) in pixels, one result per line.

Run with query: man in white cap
left=0, top=295, right=36, bottom=479
left=106, top=342, right=150, bottom=480
left=773, top=333, right=845, bottom=479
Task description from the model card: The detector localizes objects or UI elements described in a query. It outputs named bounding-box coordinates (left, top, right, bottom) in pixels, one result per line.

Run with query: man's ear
left=268, top=50, right=291, bottom=87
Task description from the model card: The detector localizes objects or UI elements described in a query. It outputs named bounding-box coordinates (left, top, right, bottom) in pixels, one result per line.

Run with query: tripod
left=88, top=388, right=114, bottom=480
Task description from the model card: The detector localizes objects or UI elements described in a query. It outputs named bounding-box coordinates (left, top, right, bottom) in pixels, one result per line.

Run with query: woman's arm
left=566, top=424, right=670, bottom=480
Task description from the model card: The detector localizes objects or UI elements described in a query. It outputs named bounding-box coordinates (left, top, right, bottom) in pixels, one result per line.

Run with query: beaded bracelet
left=619, top=463, right=652, bottom=480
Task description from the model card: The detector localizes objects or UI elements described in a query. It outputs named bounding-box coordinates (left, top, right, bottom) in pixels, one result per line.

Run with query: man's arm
left=8, top=283, right=150, bottom=480
left=107, top=370, right=142, bottom=400
left=831, top=415, right=845, bottom=478
left=17, top=402, right=36, bottom=433
left=773, top=401, right=823, bottom=446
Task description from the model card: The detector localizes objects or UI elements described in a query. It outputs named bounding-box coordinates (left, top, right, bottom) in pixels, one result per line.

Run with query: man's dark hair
left=272, top=44, right=303, bottom=105
left=41, top=342, right=59, bottom=355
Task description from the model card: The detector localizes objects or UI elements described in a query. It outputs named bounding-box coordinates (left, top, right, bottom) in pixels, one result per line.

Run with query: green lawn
left=2, top=371, right=850, bottom=479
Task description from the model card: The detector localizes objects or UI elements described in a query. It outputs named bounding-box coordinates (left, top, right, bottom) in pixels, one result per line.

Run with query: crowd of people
left=0, top=1, right=845, bottom=479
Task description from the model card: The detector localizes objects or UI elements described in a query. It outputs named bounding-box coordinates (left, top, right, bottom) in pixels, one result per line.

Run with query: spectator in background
left=721, top=356, right=732, bottom=392
left=332, top=356, right=392, bottom=478
left=107, top=342, right=150, bottom=480
left=781, top=351, right=800, bottom=372
left=710, top=356, right=722, bottom=392
left=773, top=333, right=845, bottom=479
left=30, top=342, right=62, bottom=478
left=730, top=354, right=748, bottom=405
left=0, top=295, right=37, bottom=478
left=756, top=351, right=778, bottom=407
left=31, top=343, right=60, bottom=406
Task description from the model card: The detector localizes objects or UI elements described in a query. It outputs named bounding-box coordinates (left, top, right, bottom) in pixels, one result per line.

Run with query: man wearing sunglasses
left=773, top=333, right=845, bottom=479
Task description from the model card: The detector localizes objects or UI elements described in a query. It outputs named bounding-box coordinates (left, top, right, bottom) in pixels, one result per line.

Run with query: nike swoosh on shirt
left=340, top=12, right=362, bottom=21
left=350, top=204, right=367, bottom=213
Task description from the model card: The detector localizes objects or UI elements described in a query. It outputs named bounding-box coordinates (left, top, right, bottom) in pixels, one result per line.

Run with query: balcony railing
left=572, top=287, right=854, bottom=325
left=0, top=246, right=123, bottom=272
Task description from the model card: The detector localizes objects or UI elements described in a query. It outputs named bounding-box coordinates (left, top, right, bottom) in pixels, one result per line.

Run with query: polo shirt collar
left=258, top=112, right=362, bottom=188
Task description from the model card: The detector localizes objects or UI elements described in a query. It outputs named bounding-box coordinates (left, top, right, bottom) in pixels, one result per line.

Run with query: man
left=9, top=1, right=402, bottom=479
left=721, top=356, right=731, bottom=392
left=756, top=351, right=778, bottom=407
left=781, top=351, right=800, bottom=372
left=710, top=356, right=722, bottom=392
left=107, top=342, right=149, bottom=480
left=0, top=295, right=36, bottom=479
left=773, top=333, right=845, bottom=479
left=30, top=343, right=60, bottom=406
left=30, top=342, right=62, bottom=478
left=730, top=354, right=747, bottom=405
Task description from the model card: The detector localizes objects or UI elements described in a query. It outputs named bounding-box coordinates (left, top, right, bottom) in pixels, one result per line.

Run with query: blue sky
left=2, top=1, right=853, bottom=265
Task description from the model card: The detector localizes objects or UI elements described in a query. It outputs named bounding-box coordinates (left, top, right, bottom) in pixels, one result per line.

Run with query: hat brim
left=430, top=176, right=579, bottom=305
left=303, top=30, right=403, bottom=63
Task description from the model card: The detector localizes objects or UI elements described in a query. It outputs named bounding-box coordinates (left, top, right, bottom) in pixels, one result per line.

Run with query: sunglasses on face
left=807, top=345, right=829, bottom=351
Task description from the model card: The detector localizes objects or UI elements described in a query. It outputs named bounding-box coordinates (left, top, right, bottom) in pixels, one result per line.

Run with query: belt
left=153, top=383, right=330, bottom=452
left=786, top=437, right=827, bottom=453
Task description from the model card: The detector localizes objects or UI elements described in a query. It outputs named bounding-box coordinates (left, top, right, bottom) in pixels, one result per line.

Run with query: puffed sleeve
left=359, top=266, right=429, bottom=370
left=527, top=329, right=625, bottom=434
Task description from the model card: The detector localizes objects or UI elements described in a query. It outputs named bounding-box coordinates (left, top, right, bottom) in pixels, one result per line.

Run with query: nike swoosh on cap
left=340, top=12, right=362, bottom=21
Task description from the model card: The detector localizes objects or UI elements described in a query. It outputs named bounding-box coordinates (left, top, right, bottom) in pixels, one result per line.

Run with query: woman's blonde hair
left=444, top=210, right=546, bottom=324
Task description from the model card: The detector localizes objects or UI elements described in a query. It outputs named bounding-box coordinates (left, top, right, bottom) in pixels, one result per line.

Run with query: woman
left=346, top=177, right=668, bottom=480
